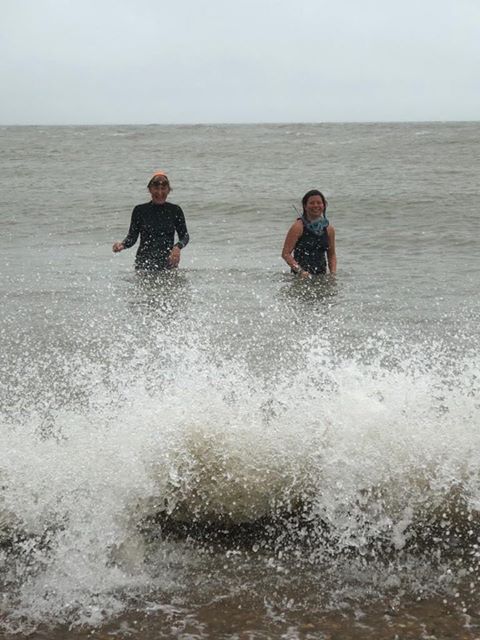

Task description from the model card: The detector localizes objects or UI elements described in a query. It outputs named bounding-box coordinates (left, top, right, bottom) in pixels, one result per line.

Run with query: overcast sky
left=1, top=0, right=479, bottom=124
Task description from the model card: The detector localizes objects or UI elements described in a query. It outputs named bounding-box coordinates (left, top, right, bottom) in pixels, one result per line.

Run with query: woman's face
left=304, top=195, right=325, bottom=220
left=149, top=179, right=170, bottom=204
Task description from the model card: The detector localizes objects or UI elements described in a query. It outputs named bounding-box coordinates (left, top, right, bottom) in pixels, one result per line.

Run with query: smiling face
left=148, top=178, right=170, bottom=204
left=304, top=194, right=326, bottom=221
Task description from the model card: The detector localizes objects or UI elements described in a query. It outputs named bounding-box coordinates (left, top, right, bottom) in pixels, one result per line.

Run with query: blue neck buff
left=302, top=214, right=329, bottom=236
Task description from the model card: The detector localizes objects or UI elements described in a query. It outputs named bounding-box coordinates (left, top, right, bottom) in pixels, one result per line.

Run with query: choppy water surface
left=0, top=122, right=479, bottom=638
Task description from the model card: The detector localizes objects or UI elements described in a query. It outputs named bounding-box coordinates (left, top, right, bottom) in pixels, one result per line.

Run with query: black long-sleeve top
left=122, top=201, right=189, bottom=270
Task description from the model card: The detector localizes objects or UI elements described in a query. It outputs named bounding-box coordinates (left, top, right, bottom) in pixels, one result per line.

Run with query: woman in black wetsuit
left=112, top=171, right=189, bottom=271
left=281, top=189, right=336, bottom=277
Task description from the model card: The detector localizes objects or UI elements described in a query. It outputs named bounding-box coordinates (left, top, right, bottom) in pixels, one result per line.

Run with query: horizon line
left=1, top=119, right=479, bottom=127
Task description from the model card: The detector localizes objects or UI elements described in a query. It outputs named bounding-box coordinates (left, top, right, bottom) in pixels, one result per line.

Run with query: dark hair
left=302, top=190, right=327, bottom=214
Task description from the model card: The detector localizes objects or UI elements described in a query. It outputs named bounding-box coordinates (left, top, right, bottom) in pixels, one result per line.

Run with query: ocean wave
left=1, top=321, right=479, bottom=630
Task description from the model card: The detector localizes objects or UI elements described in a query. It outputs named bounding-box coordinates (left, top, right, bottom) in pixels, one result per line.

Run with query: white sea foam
left=1, top=324, right=478, bottom=629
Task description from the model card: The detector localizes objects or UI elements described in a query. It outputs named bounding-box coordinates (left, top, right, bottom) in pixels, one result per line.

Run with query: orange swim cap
left=148, top=171, right=170, bottom=187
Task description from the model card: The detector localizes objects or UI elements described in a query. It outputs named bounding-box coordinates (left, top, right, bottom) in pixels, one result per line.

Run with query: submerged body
left=113, top=171, right=189, bottom=271
left=293, top=216, right=330, bottom=275
left=122, top=200, right=188, bottom=270
left=282, top=190, right=336, bottom=276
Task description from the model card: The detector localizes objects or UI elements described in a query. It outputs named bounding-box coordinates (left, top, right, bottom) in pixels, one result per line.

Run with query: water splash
left=1, top=287, right=479, bottom=631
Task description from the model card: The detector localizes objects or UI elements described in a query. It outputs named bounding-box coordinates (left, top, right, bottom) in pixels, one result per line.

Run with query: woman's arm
left=173, top=206, right=189, bottom=249
left=113, top=207, right=140, bottom=253
left=281, top=220, right=304, bottom=273
left=326, top=225, right=337, bottom=274
left=168, top=206, right=189, bottom=267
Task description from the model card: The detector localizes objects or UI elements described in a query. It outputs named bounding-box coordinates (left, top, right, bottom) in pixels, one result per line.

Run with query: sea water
left=0, top=122, right=479, bottom=638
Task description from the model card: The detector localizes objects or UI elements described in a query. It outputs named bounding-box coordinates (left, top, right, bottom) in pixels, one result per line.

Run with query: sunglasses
left=151, top=180, right=169, bottom=188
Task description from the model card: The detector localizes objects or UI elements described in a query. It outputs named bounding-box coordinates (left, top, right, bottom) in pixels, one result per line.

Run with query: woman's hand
left=168, top=245, right=181, bottom=267
left=112, top=242, right=125, bottom=253
left=298, top=269, right=311, bottom=279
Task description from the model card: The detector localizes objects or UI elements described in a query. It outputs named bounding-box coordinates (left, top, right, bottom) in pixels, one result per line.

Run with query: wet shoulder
left=166, top=202, right=185, bottom=218
left=165, top=201, right=182, bottom=211
left=133, top=201, right=155, bottom=214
